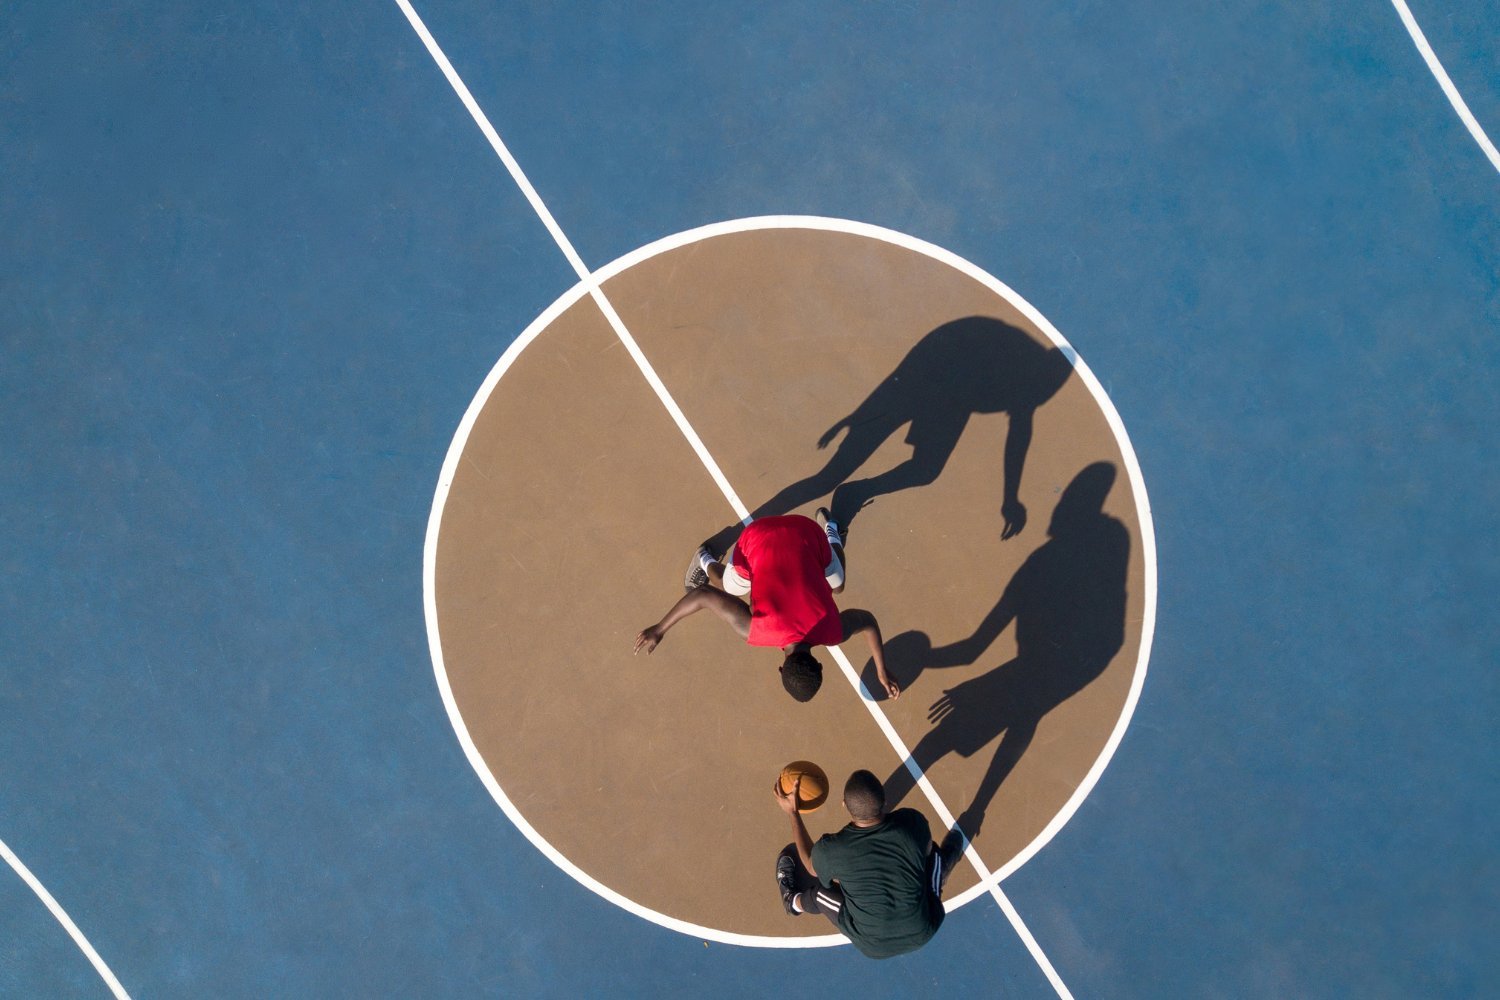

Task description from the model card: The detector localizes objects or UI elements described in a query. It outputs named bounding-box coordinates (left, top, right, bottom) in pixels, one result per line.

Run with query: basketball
left=778, top=760, right=829, bottom=812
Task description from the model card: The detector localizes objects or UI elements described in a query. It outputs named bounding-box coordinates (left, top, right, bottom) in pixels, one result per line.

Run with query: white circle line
left=422, top=280, right=841, bottom=947
left=605, top=216, right=1157, bottom=898
left=424, top=216, right=1156, bottom=947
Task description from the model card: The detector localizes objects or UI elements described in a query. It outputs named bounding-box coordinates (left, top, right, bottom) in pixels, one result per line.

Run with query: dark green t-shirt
left=809, top=808, right=944, bottom=958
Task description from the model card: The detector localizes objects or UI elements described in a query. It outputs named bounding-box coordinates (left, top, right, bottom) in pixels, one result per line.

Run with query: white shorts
left=723, top=548, right=844, bottom=594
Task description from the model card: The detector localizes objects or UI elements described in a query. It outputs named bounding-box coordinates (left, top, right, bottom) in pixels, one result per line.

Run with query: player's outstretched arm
left=841, top=609, right=899, bottom=700
left=774, top=776, right=818, bottom=876
left=634, top=587, right=751, bottom=654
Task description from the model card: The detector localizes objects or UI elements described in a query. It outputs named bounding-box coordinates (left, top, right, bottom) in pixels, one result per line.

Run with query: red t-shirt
left=731, top=515, right=843, bottom=648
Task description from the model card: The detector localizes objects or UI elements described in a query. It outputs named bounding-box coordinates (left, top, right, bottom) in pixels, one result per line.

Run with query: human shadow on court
left=876, top=462, right=1129, bottom=841
left=705, top=316, right=1072, bottom=556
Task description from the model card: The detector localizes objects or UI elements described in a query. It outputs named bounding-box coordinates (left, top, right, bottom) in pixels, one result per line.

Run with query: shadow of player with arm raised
left=706, top=316, right=1072, bottom=557
left=881, top=462, right=1130, bottom=842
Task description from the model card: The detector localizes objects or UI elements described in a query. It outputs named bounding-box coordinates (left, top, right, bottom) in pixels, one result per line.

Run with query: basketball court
left=2, top=2, right=1495, bottom=997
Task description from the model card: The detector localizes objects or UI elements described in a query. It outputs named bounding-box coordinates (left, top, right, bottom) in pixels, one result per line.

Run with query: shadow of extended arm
left=928, top=580, right=1019, bottom=669
left=1001, top=408, right=1032, bottom=539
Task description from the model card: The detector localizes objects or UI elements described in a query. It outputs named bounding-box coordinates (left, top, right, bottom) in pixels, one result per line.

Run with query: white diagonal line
left=825, top=645, right=1073, bottom=999
left=391, top=0, right=589, bottom=278
left=394, top=3, right=1070, bottom=995
left=393, top=0, right=751, bottom=524
left=587, top=288, right=752, bottom=523
left=1, top=836, right=132, bottom=1000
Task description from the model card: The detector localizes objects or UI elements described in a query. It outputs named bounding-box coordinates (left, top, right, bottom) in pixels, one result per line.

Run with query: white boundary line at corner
left=0, top=836, right=132, bottom=999
left=1389, top=0, right=1500, bottom=174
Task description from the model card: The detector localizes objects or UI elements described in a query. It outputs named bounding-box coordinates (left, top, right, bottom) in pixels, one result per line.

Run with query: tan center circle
left=431, top=224, right=1149, bottom=942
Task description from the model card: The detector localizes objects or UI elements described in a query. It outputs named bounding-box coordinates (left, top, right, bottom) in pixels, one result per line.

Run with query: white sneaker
left=815, top=507, right=842, bottom=548
left=684, top=544, right=716, bottom=592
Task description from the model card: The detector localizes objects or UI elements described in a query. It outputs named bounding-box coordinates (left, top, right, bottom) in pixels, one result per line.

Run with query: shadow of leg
left=702, top=426, right=883, bottom=556
left=954, top=717, right=1036, bottom=842
left=831, top=409, right=967, bottom=528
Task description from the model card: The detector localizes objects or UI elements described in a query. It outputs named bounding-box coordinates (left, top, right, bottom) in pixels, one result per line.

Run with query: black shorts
left=779, top=843, right=845, bottom=928
left=779, top=839, right=952, bottom=928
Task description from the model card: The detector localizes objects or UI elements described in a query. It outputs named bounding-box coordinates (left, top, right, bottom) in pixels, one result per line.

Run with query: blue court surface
left=3, top=3, right=1497, bottom=997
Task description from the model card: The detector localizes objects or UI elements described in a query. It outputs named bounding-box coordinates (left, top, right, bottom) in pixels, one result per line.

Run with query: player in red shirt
left=633, top=508, right=901, bottom=703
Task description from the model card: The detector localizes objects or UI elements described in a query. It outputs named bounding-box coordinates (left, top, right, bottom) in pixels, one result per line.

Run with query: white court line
left=1390, top=0, right=1500, bottom=173
left=584, top=216, right=1155, bottom=914
left=397, top=1, right=1080, bottom=988
left=424, top=285, right=843, bottom=949
left=391, top=0, right=750, bottom=524
left=395, top=4, right=1160, bottom=993
left=0, top=836, right=131, bottom=999
left=391, top=0, right=1002, bottom=908
left=824, top=643, right=1073, bottom=999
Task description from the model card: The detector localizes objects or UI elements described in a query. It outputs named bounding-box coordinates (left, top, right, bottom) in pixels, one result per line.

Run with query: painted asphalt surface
left=3, top=2, right=1496, bottom=996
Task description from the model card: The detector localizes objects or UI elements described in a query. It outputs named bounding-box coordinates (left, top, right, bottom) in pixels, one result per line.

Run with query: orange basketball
left=778, top=760, right=829, bottom=812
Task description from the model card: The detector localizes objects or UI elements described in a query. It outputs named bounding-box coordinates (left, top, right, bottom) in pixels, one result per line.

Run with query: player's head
left=843, top=769, right=886, bottom=821
left=779, top=648, right=823, bottom=702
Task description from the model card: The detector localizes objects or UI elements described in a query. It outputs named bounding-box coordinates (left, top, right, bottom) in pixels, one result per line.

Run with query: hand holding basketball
left=777, top=760, right=829, bottom=812
left=773, top=775, right=801, bottom=816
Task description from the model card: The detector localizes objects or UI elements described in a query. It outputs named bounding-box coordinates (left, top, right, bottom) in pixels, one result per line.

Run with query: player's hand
left=879, top=673, right=901, bottom=701
left=774, top=776, right=801, bottom=816
left=1001, top=499, right=1027, bottom=540
left=633, top=626, right=663, bottom=655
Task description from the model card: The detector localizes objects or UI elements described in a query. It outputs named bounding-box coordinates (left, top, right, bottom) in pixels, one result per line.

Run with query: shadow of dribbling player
left=880, top=462, right=1130, bottom=841
left=707, top=317, right=1073, bottom=556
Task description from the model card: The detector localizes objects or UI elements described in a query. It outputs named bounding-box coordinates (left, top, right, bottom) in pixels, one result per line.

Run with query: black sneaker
left=937, top=828, right=966, bottom=892
left=776, top=851, right=799, bottom=916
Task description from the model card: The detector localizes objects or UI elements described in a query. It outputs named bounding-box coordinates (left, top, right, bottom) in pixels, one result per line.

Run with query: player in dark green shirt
left=774, top=768, right=951, bottom=958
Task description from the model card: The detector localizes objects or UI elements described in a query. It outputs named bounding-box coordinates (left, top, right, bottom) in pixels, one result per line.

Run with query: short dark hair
left=843, top=770, right=886, bottom=821
left=779, top=649, right=823, bottom=702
